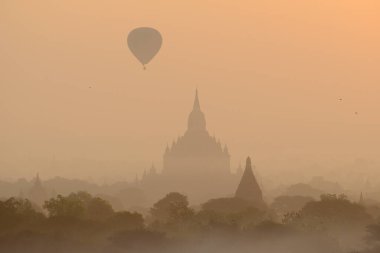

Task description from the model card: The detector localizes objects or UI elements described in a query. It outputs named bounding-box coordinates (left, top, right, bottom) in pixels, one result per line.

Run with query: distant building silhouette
left=141, top=164, right=159, bottom=185
left=28, top=173, right=48, bottom=206
left=140, top=90, right=241, bottom=204
left=235, top=157, right=266, bottom=210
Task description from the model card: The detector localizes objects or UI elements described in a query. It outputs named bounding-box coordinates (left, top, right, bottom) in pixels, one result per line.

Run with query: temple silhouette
left=28, top=173, right=48, bottom=206
left=138, top=90, right=264, bottom=206
left=235, top=157, right=266, bottom=209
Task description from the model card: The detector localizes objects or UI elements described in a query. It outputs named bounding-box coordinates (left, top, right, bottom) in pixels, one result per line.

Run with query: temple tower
left=235, top=157, right=266, bottom=209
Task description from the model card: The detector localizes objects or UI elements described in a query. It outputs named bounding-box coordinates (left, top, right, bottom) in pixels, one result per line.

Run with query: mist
left=1, top=0, right=379, bottom=183
left=1, top=1, right=380, bottom=252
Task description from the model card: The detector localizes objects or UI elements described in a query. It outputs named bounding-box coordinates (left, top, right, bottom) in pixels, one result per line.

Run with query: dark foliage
left=0, top=192, right=378, bottom=253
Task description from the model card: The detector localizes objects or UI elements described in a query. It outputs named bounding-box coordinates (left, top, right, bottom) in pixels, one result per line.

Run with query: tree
left=271, top=195, right=314, bottom=216
left=202, top=197, right=257, bottom=214
left=87, top=197, right=114, bottom=221
left=44, top=194, right=85, bottom=219
left=285, top=194, right=373, bottom=234
left=200, top=198, right=266, bottom=229
left=150, top=192, right=193, bottom=223
left=244, top=220, right=294, bottom=238
left=300, top=194, right=372, bottom=228
left=43, top=191, right=114, bottom=221
left=107, top=211, right=144, bottom=231
left=0, top=198, right=44, bottom=230
left=366, top=223, right=380, bottom=244
left=285, top=183, right=323, bottom=198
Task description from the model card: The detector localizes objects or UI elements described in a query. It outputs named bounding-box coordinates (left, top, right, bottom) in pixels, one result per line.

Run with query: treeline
left=0, top=192, right=380, bottom=253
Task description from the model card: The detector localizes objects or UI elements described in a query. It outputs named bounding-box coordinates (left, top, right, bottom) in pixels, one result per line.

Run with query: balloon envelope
left=127, top=27, right=162, bottom=66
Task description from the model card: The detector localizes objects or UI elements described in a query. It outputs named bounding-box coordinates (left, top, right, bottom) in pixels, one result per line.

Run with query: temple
left=140, top=90, right=241, bottom=204
left=235, top=157, right=266, bottom=210
left=163, top=89, right=231, bottom=179
left=28, top=173, right=48, bottom=206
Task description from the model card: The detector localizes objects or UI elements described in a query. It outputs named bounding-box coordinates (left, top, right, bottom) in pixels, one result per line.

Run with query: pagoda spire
left=235, top=156, right=266, bottom=210
left=187, top=89, right=206, bottom=132
left=193, top=89, right=200, bottom=111
left=34, top=173, right=42, bottom=187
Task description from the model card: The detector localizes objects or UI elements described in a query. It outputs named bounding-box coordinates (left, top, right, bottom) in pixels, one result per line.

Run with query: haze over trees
left=0, top=190, right=379, bottom=253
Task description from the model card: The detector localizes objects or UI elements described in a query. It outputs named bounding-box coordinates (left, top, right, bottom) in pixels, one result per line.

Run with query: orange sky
left=1, top=0, right=379, bottom=183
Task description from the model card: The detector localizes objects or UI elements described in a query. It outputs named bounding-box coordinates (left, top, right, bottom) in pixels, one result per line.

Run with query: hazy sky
left=1, top=0, right=379, bottom=182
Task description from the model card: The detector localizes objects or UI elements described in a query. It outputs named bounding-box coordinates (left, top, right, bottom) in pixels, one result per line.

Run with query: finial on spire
left=246, top=156, right=252, bottom=168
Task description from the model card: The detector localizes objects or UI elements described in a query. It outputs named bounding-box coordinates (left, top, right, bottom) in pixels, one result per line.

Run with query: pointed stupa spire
left=187, top=89, right=206, bottom=132
left=34, top=173, right=42, bottom=187
left=193, top=88, right=200, bottom=111
left=235, top=156, right=266, bottom=209
left=29, top=173, right=47, bottom=206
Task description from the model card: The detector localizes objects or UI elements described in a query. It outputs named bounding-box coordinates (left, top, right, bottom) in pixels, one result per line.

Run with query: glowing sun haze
left=0, top=0, right=379, bottom=183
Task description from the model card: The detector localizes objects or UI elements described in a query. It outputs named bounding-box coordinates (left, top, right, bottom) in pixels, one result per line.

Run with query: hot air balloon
left=127, top=27, right=162, bottom=70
